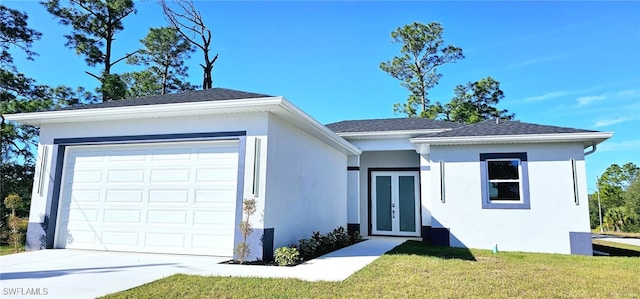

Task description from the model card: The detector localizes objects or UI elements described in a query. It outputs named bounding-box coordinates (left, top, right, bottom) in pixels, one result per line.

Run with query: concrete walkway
left=191, top=238, right=404, bottom=281
left=0, top=238, right=403, bottom=299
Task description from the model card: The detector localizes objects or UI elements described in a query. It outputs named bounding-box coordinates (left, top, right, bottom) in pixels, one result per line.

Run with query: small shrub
left=332, top=226, right=351, bottom=248
left=4, top=194, right=27, bottom=252
left=274, top=246, right=300, bottom=266
left=235, top=196, right=257, bottom=263
left=351, top=230, right=363, bottom=243
left=298, top=237, right=318, bottom=260
left=295, top=226, right=364, bottom=261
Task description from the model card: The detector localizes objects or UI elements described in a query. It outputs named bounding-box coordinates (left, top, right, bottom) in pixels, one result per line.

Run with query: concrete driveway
left=0, top=239, right=403, bottom=298
left=0, top=249, right=227, bottom=299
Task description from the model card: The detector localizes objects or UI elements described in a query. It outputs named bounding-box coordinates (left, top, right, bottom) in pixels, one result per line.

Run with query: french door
left=371, top=171, right=420, bottom=236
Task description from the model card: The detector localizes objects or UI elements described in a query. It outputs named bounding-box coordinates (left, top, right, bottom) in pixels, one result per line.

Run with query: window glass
left=487, top=159, right=521, bottom=201
left=487, top=160, right=519, bottom=179
left=489, top=182, right=520, bottom=201
left=480, top=152, right=529, bottom=209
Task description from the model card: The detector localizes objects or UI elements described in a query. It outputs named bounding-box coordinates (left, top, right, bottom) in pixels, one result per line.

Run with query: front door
left=371, top=171, right=420, bottom=236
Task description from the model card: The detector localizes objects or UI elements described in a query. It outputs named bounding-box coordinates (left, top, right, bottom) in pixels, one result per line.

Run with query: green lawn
left=103, top=241, right=640, bottom=298
left=0, top=245, right=24, bottom=256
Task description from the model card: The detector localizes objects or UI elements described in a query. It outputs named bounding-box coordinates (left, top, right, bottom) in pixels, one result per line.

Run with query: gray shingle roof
left=54, top=88, right=273, bottom=111
left=420, top=119, right=598, bottom=138
left=326, top=118, right=464, bottom=133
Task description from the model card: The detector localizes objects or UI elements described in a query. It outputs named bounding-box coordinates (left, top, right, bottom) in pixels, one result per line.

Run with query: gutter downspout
left=584, top=144, right=597, bottom=156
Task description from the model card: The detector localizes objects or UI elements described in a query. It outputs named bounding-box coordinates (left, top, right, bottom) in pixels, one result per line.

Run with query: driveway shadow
left=0, top=263, right=183, bottom=280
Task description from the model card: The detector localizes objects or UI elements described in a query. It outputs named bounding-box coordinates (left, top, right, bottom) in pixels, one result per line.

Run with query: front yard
left=103, top=241, right=640, bottom=298
left=0, top=245, right=24, bottom=256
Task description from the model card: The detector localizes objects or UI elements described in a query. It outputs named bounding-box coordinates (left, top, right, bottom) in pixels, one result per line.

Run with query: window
left=487, top=159, right=521, bottom=201
left=480, top=153, right=530, bottom=209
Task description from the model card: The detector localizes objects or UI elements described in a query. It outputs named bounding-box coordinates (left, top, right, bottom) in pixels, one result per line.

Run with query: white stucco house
left=4, top=88, right=612, bottom=259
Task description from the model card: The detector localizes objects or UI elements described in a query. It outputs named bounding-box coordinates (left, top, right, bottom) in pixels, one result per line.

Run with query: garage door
left=55, top=140, right=240, bottom=256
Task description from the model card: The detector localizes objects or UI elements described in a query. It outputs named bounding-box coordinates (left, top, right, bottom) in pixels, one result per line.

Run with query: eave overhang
left=3, top=96, right=361, bottom=156
left=337, top=129, right=451, bottom=140
left=409, top=132, right=614, bottom=154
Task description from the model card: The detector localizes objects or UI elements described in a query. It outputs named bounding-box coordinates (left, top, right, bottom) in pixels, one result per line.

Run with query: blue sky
left=5, top=1, right=640, bottom=190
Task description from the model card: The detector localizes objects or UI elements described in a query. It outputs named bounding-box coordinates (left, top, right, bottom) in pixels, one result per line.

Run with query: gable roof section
left=410, top=119, right=613, bottom=152
left=326, top=118, right=463, bottom=133
left=326, top=118, right=464, bottom=139
left=424, top=119, right=596, bottom=137
left=54, top=88, right=273, bottom=111
left=3, top=88, right=361, bottom=155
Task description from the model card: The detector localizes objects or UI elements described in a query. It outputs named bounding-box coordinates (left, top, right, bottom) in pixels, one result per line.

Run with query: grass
left=102, top=241, right=640, bottom=298
left=0, top=245, right=24, bottom=256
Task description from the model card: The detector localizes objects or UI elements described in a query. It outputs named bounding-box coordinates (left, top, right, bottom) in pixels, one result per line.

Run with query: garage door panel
left=194, top=189, right=236, bottom=204
left=70, top=170, right=103, bottom=183
left=147, top=210, right=187, bottom=224
left=102, top=231, right=139, bottom=246
left=195, top=167, right=236, bottom=182
left=148, top=190, right=189, bottom=203
left=66, top=230, right=96, bottom=245
left=73, top=151, right=106, bottom=162
left=105, top=190, right=144, bottom=203
left=108, top=169, right=146, bottom=183
left=145, top=233, right=185, bottom=247
left=150, top=148, right=192, bottom=160
left=57, top=140, right=240, bottom=256
left=149, top=168, right=190, bottom=183
left=103, top=210, right=142, bottom=223
left=193, top=210, right=234, bottom=226
left=66, top=208, right=100, bottom=222
left=109, top=149, right=147, bottom=161
left=68, top=190, right=102, bottom=202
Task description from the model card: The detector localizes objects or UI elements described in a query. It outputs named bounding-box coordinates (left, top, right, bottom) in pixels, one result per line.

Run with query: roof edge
left=3, top=95, right=362, bottom=156
left=276, top=99, right=362, bottom=155
left=337, top=129, right=451, bottom=139
left=410, top=132, right=614, bottom=146
left=3, top=96, right=284, bottom=126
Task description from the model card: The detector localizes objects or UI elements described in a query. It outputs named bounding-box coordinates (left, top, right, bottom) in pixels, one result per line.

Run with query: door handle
left=392, top=209, right=395, bottom=219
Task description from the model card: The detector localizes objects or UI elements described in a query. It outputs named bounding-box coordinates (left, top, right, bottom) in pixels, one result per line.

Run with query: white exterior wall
left=347, top=155, right=360, bottom=225
left=419, top=154, right=432, bottom=228
left=26, top=113, right=270, bottom=256
left=263, top=114, right=348, bottom=249
left=347, top=138, right=415, bottom=151
left=429, top=143, right=591, bottom=254
left=358, top=150, right=420, bottom=236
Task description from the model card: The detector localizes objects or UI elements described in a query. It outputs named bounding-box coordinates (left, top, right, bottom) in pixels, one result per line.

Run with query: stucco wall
left=358, top=150, right=420, bottom=236
left=26, top=113, right=270, bottom=255
left=263, top=114, right=348, bottom=249
left=429, top=143, right=591, bottom=254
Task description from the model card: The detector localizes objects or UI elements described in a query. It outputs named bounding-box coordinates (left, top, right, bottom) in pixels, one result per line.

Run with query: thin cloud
left=502, top=53, right=572, bottom=71
left=598, top=139, right=640, bottom=153
left=593, top=116, right=635, bottom=128
left=576, top=94, right=607, bottom=106
left=615, top=89, right=639, bottom=97
left=522, top=91, right=571, bottom=102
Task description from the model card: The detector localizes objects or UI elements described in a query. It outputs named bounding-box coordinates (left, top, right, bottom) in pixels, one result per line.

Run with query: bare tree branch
left=110, top=50, right=139, bottom=67
left=85, top=71, right=101, bottom=81
left=159, top=0, right=217, bottom=89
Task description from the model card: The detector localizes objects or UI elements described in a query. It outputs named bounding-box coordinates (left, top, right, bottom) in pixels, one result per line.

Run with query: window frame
left=480, top=152, right=530, bottom=209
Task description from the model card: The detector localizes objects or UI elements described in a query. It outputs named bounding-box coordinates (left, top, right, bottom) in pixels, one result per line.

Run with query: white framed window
left=480, top=152, right=530, bottom=209
left=487, top=159, right=522, bottom=202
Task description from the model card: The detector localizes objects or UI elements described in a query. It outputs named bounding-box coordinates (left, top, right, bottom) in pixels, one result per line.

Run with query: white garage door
left=55, top=140, right=240, bottom=256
